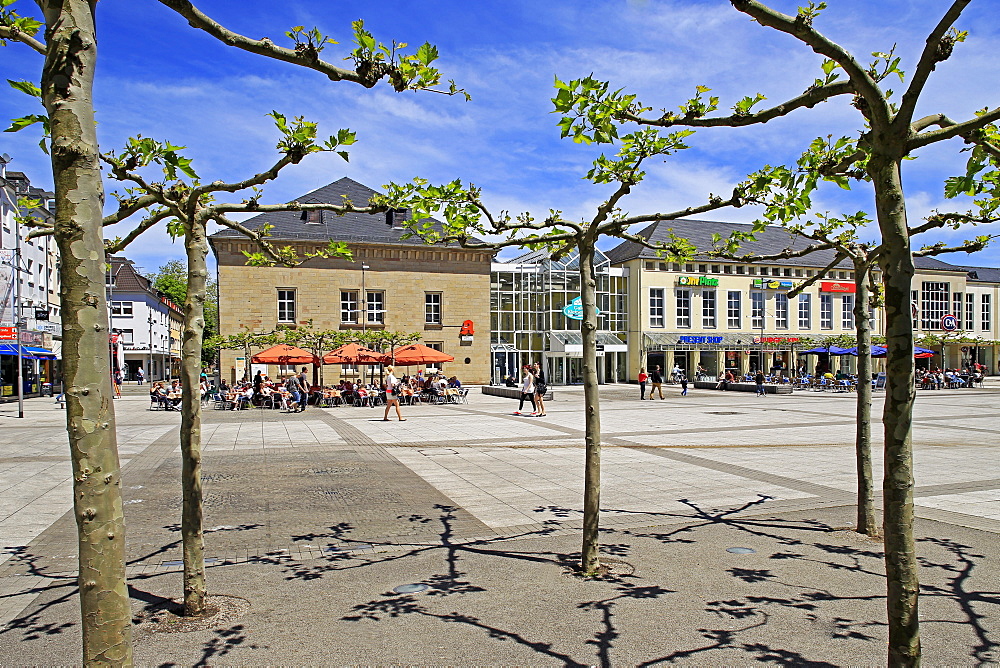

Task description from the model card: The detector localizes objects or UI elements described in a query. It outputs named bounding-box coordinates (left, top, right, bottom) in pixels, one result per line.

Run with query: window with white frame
left=820, top=294, right=833, bottom=329
left=774, top=293, right=789, bottom=329
left=110, top=301, right=133, bottom=316
left=119, top=329, right=133, bottom=344
left=340, top=290, right=358, bottom=323
left=727, top=291, right=741, bottom=328
left=983, top=294, right=992, bottom=331
left=953, top=292, right=963, bottom=325
left=920, top=281, right=950, bottom=330
left=675, top=288, right=691, bottom=328
left=425, top=292, right=442, bottom=324
left=702, top=289, right=717, bottom=328
left=842, top=294, right=855, bottom=329
left=277, top=289, right=296, bottom=322
left=798, top=293, right=811, bottom=329
left=966, top=293, right=975, bottom=331
left=751, top=291, right=765, bottom=330
left=649, top=288, right=664, bottom=328
left=911, top=290, right=919, bottom=328
left=366, top=291, right=385, bottom=324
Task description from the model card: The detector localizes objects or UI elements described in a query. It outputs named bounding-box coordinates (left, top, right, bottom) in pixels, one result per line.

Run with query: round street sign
left=941, top=314, right=959, bottom=331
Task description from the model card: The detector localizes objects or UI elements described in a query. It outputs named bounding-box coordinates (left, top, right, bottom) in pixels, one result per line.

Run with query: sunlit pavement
left=1, top=381, right=998, bottom=665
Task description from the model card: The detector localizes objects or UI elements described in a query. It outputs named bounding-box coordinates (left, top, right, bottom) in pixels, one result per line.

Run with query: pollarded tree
left=554, top=2, right=1000, bottom=662
left=279, top=322, right=353, bottom=387
left=2, top=0, right=462, bottom=658
left=207, top=329, right=279, bottom=383
left=386, top=133, right=780, bottom=575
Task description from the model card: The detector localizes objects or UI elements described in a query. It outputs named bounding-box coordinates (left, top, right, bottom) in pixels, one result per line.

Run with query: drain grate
left=707, top=411, right=742, bottom=415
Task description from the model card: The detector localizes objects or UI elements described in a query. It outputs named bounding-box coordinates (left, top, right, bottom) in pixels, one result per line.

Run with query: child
left=680, top=375, right=688, bottom=396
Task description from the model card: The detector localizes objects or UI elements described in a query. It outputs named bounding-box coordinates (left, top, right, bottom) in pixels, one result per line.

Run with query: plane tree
left=552, top=1, right=1000, bottom=662
left=2, top=0, right=462, bottom=660
left=385, top=131, right=783, bottom=575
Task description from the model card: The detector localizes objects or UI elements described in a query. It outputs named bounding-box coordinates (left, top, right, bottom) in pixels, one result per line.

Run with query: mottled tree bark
left=40, top=0, right=133, bottom=663
left=852, top=258, right=878, bottom=537
left=870, top=153, right=921, bottom=666
left=577, top=236, right=603, bottom=574
left=180, top=216, right=209, bottom=615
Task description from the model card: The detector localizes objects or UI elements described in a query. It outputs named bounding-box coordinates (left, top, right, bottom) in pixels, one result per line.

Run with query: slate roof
left=949, top=265, right=1000, bottom=283
left=208, top=177, right=481, bottom=247
left=603, top=218, right=971, bottom=273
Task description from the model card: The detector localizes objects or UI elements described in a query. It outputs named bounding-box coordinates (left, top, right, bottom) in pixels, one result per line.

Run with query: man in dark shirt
left=649, top=366, right=664, bottom=400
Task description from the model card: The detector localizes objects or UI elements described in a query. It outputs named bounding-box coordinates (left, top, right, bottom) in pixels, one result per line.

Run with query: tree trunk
left=577, top=238, right=603, bottom=574
left=870, top=154, right=921, bottom=666
left=852, top=257, right=878, bottom=537
left=40, top=1, right=134, bottom=663
left=180, top=219, right=209, bottom=616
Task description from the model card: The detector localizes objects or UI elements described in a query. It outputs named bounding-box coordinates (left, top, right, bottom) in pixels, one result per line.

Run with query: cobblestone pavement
left=1, top=381, right=998, bottom=665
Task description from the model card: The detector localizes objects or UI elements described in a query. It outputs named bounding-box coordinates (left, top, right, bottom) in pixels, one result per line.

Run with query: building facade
left=605, top=219, right=1000, bottom=380
left=210, top=177, right=493, bottom=385
left=491, top=248, right=628, bottom=385
left=107, top=256, right=183, bottom=382
left=1, top=161, right=61, bottom=397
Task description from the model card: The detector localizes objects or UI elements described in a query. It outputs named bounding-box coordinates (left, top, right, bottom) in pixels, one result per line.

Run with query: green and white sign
left=562, top=296, right=600, bottom=321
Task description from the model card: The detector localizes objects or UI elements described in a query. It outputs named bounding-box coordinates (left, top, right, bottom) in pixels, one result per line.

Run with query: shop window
left=920, top=282, right=950, bottom=330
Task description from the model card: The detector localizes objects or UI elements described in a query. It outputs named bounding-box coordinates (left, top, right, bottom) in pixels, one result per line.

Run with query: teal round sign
left=563, top=296, right=600, bottom=321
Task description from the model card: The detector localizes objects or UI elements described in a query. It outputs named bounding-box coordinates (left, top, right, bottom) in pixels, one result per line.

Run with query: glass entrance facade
left=491, top=248, right=628, bottom=385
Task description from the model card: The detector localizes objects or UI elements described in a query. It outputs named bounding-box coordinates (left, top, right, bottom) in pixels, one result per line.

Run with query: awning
left=0, top=344, right=58, bottom=359
left=549, top=331, right=627, bottom=353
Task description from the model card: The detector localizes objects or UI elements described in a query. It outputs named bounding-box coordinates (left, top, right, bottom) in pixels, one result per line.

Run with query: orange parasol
left=322, top=343, right=390, bottom=365
left=391, top=343, right=455, bottom=366
left=251, top=344, right=319, bottom=365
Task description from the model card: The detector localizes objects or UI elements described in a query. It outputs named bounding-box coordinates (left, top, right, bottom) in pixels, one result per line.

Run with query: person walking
left=638, top=367, right=648, bottom=400
left=285, top=373, right=304, bottom=412
left=136, top=366, right=144, bottom=385
left=382, top=366, right=406, bottom=421
left=514, top=365, right=536, bottom=415
left=680, top=374, right=689, bottom=396
left=754, top=371, right=766, bottom=397
left=532, top=362, right=547, bottom=417
left=649, top=365, right=665, bottom=400
left=297, top=366, right=310, bottom=411
left=113, top=369, right=123, bottom=398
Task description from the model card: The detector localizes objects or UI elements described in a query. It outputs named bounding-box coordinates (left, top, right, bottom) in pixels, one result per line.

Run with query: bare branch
left=154, top=0, right=366, bottom=85
left=0, top=25, right=46, bottom=54
left=731, top=0, right=890, bottom=126
left=913, top=236, right=996, bottom=257
left=104, top=209, right=175, bottom=254
left=192, top=154, right=295, bottom=198
left=212, top=213, right=296, bottom=266
left=710, top=239, right=838, bottom=264
left=625, top=81, right=853, bottom=129
left=609, top=188, right=748, bottom=229
left=909, top=211, right=1000, bottom=237
left=908, top=107, right=1000, bottom=152
left=102, top=193, right=162, bottom=227
left=896, top=0, right=970, bottom=127
left=787, top=251, right=848, bottom=298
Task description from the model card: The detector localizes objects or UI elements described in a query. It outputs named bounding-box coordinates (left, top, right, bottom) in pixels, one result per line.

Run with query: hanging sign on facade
left=941, top=314, right=959, bottom=331
left=562, top=296, right=600, bottom=321
left=677, top=275, right=719, bottom=287
left=678, top=335, right=723, bottom=344
left=820, top=281, right=856, bottom=293
left=0, top=327, right=15, bottom=341
left=752, top=278, right=796, bottom=290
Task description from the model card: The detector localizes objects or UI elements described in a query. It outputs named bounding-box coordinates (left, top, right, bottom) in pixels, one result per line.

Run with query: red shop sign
left=0, top=326, right=16, bottom=341
left=821, top=281, right=856, bottom=293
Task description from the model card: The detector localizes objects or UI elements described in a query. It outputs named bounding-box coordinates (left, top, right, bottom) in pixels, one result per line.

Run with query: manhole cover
left=302, top=466, right=363, bottom=475
left=202, top=472, right=239, bottom=482
left=393, top=583, right=428, bottom=594
left=727, top=547, right=756, bottom=554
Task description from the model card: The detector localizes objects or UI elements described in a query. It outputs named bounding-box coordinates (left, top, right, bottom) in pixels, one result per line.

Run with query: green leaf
left=6, top=79, right=41, bottom=98
left=4, top=114, right=46, bottom=132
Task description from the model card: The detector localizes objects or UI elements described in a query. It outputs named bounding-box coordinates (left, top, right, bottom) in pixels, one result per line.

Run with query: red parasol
left=391, top=343, right=455, bottom=366
left=251, top=344, right=319, bottom=365
left=322, top=343, right=390, bottom=365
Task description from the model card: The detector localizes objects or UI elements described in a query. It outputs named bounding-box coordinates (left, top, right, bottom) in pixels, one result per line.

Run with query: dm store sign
left=563, top=296, right=601, bottom=321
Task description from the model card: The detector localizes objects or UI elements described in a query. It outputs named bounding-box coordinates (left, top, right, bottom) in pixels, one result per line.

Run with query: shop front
left=0, top=329, right=59, bottom=398
left=644, top=333, right=804, bottom=379
left=547, top=332, right=628, bottom=384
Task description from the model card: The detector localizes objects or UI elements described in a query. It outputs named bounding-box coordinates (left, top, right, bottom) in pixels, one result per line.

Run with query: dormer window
left=385, top=208, right=407, bottom=228
left=304, top=209, right=322, bottom=225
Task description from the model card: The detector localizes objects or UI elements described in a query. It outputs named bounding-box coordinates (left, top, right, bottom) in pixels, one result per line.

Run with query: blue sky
left=3, top=0, right=1000, bottom=274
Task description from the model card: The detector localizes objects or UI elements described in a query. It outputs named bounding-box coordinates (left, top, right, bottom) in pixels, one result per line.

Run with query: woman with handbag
left=382, top=366, right=406, bottom=421
left=532, top=362, right=547, bottom=417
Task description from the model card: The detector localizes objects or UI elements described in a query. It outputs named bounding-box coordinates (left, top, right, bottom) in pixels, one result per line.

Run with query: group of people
left=638, top=365, right=689, bottom=399
left=149, top=380, right=184, bottom=410
left=514, top=362, right=548, bottom=416
left=918, top=366, right=985, bottom=390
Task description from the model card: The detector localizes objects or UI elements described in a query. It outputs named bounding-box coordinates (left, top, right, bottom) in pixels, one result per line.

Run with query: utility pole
left=14, top=210, right=24, bottom=418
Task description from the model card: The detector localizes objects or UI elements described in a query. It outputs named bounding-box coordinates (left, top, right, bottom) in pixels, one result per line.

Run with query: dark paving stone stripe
left=915, top=478, right=1000, bottom=498
left=624, top=445, right=853, bottom=501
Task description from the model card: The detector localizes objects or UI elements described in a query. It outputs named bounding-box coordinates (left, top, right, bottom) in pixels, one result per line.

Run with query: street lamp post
left=361, top=263, right=370, bottom=383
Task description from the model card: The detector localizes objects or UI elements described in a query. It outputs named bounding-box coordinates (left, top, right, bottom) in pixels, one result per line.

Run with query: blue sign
left=679, top=336, right=723, bottom=344
left=562, top=296, right=600, bottom=321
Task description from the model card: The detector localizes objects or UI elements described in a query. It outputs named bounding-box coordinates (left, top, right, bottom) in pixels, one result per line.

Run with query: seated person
left=233, top=386, right=253, bottom=410
left=150, top=382, right=170, bottom=409
left=447, top=376, right=462, bottom=389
